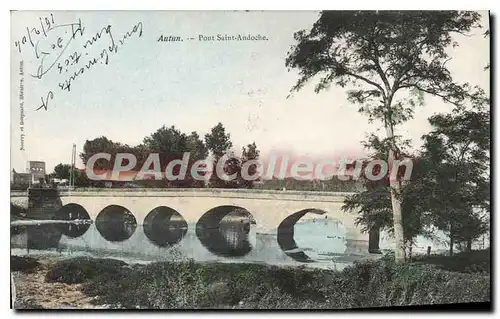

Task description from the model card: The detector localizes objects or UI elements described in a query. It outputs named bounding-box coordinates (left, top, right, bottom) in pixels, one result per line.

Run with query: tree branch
left=399, top=84, right=463, bottom=107
left=367, top=38, right=392, bottom=93
left=344, top=71, right=387, bottom=100
left=326, top=50, right=387, bottom=99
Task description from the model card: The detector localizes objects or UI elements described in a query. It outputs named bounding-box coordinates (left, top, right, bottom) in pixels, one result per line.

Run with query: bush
left=11, top=256, right=40, bottom=273
left=412, top=248, right=490, bottom=274
left=44, top=256, right=490, bottom=309
left=45, top=257, right=127, bottom=284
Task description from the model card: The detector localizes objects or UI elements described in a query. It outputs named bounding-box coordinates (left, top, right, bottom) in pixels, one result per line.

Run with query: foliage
left=205, top=123, right=233, bottom=158
left=205, top=122, right=239, bottom=188
left=186, top=132, right=209, bottom=162
left=286, top=11, right=481, bottom=118
left=143, top=125, right=189, bottom=159
left=420, top=104, right=490, bottom=251
left=78, top=122, right=261, bottom=189
left=45, top=257, right=128, bottom=284
left=11, top=256, right=40, bottom=273
left=239, top=142, right=260, bottom=188
left=44, top=256, right=490, bottom=309
left=342, top=101, right=490, bottom=255
left=412, top=248, right=490, bottom=274
left=255, top=177, right=362, bottom=192
left=286, top=10, right=484, bottom=263
left=76, top=170, right=90, bottom=187
left=80, top=136, right=121, bottom=171
left=341, top=133, right=429, bottom=247
left=53, top=163, right=72, bottom=180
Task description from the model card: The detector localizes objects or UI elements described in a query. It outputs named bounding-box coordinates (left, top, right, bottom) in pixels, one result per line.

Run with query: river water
left=11, top=211, right=380, bottom=270
left=12, top=204, right=472, bottom=269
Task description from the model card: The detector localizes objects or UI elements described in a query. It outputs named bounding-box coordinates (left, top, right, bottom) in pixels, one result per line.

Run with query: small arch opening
left=95, top=205, right=137, bottom=242
left=196, top=205, right=256, bottom=257
left=53, top=203, right=92, bottom=238
left=143, top=206, right=188, bottom=247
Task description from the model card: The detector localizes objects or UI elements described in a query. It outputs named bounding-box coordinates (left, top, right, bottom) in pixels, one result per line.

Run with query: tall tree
left=74, top=170, right=90, bottom=187
left=341, top=135, right=431, bottom=257
left=186, top=132, right=209, bottom=162
left=286, top=10, right=482, bottom=263
left=143, top=125, right=188, bottom=159
left=204, top=123, right=235, bottom=188
left=80, top=136, right=121, bottom=171
left=421, top=102, right=490, bottom=255
left=239, top=142, right=260, bottom=188
left=53, top=163, right=72, bottom=180
left=142, top=125, right=190, bottom=187
left=205, top=123, right=233, bottom=158
left=183, top=132, right=209, bottom=187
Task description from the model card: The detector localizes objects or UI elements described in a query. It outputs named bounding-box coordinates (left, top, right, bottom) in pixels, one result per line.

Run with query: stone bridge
left=11, top=188, right=375, bottom=255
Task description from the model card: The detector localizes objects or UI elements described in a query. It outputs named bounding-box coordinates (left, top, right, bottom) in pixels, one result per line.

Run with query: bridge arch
left=143, top=206, right=188, bottom=247
left=95, top=205, right=137, bottom=242
left=53, top=203, right=91, bottom=238
left=195, top=205, right=256, bottom=257
left=277, top=208, right=326, bottom=262
left=277, top=208, right=347, bottom=262
left=44, top=188, right=369, bottom=254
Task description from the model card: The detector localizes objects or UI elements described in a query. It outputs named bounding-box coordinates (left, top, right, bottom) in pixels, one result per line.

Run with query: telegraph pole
left=69, top=143, right=76, bottom=189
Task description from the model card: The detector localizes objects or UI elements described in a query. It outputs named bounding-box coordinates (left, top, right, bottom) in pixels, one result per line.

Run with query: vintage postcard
left=10, top=10, right=491, bottom=310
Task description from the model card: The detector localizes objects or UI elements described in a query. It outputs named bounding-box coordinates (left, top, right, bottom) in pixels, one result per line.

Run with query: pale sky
left=10, top=11, right=490, bottom=173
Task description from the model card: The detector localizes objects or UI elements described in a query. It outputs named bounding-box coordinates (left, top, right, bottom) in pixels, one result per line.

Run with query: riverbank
left=11, top=251, right=491, bottom=310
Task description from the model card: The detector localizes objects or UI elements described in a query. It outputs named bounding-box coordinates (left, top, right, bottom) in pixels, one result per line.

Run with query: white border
left=2, top=1, right=497, bottom=318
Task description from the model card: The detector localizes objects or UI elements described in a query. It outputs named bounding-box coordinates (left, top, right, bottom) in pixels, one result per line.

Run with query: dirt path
left=12, top=257, right=101, bottom=309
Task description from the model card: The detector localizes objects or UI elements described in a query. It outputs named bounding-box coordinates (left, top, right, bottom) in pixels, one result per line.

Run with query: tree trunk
left=449, top=225, right=454, bottom=256
left=449, top=237, right=454, bottom=256
left=385, top=123, right=406, bottom=264
left=466, top=238, right=472, bottom=252
left=368, top=227, right=381, bottom=254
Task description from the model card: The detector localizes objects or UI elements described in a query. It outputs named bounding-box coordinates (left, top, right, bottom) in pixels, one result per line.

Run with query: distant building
left=27, top=161, right=46, bottom=182
left=11, top=161, right=47, bottom=189
left=11, top=170, right=31, bottom=186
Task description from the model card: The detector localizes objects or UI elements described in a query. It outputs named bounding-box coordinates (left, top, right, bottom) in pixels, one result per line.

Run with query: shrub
left=44, top=256, right=490, bottom=309
left=412, top=248, right=490, bottom=274
left=11, top=256, right=40, bottom=273
left=45, top=257, right=127, bottom=284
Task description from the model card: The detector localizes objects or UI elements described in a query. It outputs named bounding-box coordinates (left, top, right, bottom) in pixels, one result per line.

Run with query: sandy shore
left=11, top=257, right=104, bottom=309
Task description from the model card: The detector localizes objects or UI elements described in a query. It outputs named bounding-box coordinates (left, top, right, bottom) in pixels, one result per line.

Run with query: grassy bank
left=38, top=252, right=490, bottom=309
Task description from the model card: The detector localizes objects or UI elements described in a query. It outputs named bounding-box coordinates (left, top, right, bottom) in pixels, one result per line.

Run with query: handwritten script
left=14, top=13, right=143, bottom=111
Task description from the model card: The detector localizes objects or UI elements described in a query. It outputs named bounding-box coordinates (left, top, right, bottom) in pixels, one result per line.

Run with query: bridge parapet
left=55, top=188, right=354, bottom=203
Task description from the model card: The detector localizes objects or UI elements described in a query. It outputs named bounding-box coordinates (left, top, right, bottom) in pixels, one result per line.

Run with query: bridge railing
left=53, top=187, right=357, bottom=197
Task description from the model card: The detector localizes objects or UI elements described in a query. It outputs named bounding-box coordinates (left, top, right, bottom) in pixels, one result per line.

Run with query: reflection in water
left=26, top=224, right=62, bottom=250
left=10, top=206, right=356, bottom=267
left=294, top=216, right=346, bottom=258
left=10, top=221, right=354, bottom=268
left=53, top=203, right=92, bottom=238
left=95, top=205, right=137, bottom=242
left=143, top=206, right=188, bottom=247
left=197, top=222, right=253, bottom=257
left=196, top=206, right=256, bottom=257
